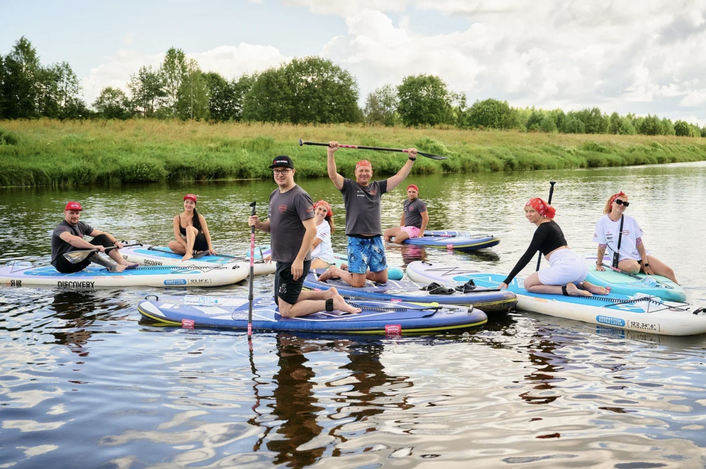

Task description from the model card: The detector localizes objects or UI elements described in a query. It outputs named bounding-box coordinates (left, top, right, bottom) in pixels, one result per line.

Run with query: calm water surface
left=1, top=162, right=705, bottom=468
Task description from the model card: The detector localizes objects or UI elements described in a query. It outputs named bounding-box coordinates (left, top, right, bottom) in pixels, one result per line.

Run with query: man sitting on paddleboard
left=248, top=155, right=360, bottom=317
left=318, top=141, right=417, bottom=287
left=383, top=184, right=428, bottom=245
left=51, top=201, right=138, bottom=273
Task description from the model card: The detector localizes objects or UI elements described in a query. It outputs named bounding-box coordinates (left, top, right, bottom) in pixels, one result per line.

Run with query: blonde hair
left=603, top=192, right=627, bottom=215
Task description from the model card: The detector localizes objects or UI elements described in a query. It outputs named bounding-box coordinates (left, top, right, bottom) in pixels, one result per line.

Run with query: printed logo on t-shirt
left=409, top=206, right=416, bottom=211
left=279, top=204, right=287, bottom=212
left=369, top=188, right=378, bottom=196
left=306, top=205, right=313, bottom=213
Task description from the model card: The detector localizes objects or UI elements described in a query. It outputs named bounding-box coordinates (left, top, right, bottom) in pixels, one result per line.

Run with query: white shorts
left=537, top=248, right=588, bottom=286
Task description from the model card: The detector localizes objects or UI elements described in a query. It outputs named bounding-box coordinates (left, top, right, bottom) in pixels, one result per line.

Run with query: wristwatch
left=644, top=262, right=650, bottom=267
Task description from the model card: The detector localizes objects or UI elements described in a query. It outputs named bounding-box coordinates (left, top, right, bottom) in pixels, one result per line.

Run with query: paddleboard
left=137, top=294, right=488, bottom=334
left=0, top=261, right=248, bottom=289
left=583, top=254, right=685, bottom=302
left=406, top=261, right=706, bottom=336
left=395, top=231, right=500, bottom=252
left=304, top=270, right=517, bottom=314
left=120, top=244, right=275, bottom=276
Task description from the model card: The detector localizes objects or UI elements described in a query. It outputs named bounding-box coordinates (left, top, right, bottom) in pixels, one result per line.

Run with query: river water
left=1, top=162, right=705, bottom=468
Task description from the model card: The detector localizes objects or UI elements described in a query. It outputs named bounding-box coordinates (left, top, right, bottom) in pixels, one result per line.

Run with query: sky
left=2, top=0, right=706, bottom=124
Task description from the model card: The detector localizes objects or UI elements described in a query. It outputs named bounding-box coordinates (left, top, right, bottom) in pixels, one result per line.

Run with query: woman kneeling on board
left=310, top=200, right=337, bottom=269
left=168, top=194, right=216, bottom=261
left=500, top=198, right=607, bottom=297
left=593, top=191, right=678, bottom=284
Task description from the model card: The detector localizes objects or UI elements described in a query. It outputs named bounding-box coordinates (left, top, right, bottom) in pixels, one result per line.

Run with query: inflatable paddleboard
left=395, top=231, right=500, bottom=252
left=0, top=261, right=248, bottom=289
left=137, top=294, right=488, bottom=334
left=249, top=245, right=404, bottom=280
left=120, top=244, right=275, bottom=276
left=304, top=270, right=517, bottom=314
left=406, top=261, right=706, bottom=336
left=583, top=255, right=685, bottom=302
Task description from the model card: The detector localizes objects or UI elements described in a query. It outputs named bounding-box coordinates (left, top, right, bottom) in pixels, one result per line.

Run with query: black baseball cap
left=269, top=155, right=294, bottom=169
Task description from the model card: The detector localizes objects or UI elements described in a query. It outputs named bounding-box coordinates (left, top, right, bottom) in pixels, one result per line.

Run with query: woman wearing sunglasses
left=499, top=198, right=607, bottom=297
left=593, top=191, right=678, bottom=284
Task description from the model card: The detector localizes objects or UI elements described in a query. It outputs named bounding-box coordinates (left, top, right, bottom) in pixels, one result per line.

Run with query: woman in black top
left=168, top=194, right=215, bottom=261
left=500, top=198, right=606, bottom=297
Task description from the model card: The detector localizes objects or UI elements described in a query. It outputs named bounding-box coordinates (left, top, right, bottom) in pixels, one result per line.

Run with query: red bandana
left=314, top=200, right=333, bottom=217
left=610, top=191, right=627, bottom=204
left=526, top=198, right=556, bottom=219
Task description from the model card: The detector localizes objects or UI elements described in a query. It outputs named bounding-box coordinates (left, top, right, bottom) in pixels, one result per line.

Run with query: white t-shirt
left=593, top=214, right=646, bottom=262
left=311, top=221, right=335, bottom=263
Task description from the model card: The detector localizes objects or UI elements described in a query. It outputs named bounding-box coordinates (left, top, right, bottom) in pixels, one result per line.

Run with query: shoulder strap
left=612, top=215, right=624, bottom=268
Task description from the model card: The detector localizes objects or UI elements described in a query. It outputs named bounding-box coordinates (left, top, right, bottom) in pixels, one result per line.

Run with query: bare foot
left=333, top=295, right=362, bottom=314
left=566, top=282, right=592, bottom=297
left=327, top=287, right=339, bottom=298
left=317, top=266, right=337, bottom=282
left=182, top=253, right=192, bottom=262
left=110, top=264, right=127, bottom=273
left=581, top=282, right=609, bottom=295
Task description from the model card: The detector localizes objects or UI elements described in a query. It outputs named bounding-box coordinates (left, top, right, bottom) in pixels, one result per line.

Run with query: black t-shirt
left=403, top=198, right=427, bottom=229
left=340, top=178, right=388, bottom=236
left=51, top=220, right=94, bottom=266
left=504, top=221, right=567, bottom=284
left=268, top=185, right=315, bottom=263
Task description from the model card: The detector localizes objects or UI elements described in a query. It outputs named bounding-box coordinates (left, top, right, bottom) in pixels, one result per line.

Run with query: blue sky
left=2, top=0, right=706, bottom=124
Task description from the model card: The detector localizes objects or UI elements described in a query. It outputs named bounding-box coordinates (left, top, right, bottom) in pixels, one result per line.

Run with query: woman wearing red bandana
left=168, top=194, right=216, bottom=261
left=310, top=200, right=336, bottom=269
left=593, top=191, right=678, bottom=283
left=383, top=184, right=428, bottom=245
left=500, top=198, right=607, bottom=297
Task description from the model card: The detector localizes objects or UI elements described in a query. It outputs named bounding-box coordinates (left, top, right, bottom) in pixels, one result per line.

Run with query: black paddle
left=600, top=263, right=667, bottom=287
left=247, top=201, right=257, bottom=340
left=63, top=243, right=142, bottom=264
left=612, top=215, right=624, bottom=269
left=299, top=139, right=448, bottom=160
left=536, top=181, right=556, bottom=271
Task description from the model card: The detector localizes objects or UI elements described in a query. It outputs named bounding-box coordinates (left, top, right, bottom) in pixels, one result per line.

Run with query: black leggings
left=53, top=235, right=115, bottom=273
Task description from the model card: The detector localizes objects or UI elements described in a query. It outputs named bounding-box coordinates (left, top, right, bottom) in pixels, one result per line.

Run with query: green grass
left=2, top=119, right=706, bottom=187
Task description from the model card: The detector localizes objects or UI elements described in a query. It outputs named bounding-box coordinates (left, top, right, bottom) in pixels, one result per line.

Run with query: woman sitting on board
left=311, top=200, right=337, bottom=269
left=168, top=194, right=216, bottom=261
left=383, top=184, right=428, bottom=245
left=593, top=191, right=678, bottom=284
left=500, top=198, right=607, bottom=297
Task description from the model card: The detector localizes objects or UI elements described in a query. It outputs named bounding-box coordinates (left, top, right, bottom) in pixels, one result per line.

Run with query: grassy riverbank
left=2, top=119, right=706, bottom=187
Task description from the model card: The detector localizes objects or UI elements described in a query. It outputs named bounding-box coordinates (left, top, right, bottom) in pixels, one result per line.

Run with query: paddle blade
left=417, top=151, right=447, bottom=160
left=63, top=249, right=97, bottom=264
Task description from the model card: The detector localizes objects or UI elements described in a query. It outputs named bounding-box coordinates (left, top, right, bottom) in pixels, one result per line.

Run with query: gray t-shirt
left=268, top=185, right=314, bottom=263
left=403, top=198, right=427, bottom=229
left=340, top=178, right=388, bottom=236
left=51, top=220, right=94, bottom=266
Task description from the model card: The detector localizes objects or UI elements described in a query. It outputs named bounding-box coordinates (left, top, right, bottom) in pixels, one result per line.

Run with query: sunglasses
left=615, top=199, right=630, bottom=207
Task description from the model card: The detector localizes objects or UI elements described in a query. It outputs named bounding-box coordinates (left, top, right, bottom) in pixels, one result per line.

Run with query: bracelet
left=408, top=157, right=416, bottom=161
left=644, top=262, right=650, bottom=267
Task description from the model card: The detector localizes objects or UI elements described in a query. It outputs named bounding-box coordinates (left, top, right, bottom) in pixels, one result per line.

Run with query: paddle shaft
left=64, top=243, right=141, bottom=264
left=535, top=181, right=556, bottom=271
left=148, top=245, right=244, bottom=260
left=601, top=262, right=664, bottom=286
left=248, top=201, right=257, bottom=339
left=299, top=139, right=447, bottom=160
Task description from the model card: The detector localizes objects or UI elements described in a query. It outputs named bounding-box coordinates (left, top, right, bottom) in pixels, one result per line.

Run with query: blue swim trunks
left=347, top=236, right=388, bottom=274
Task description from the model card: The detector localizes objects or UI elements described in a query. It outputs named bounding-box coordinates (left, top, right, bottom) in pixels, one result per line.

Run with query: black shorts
left=193, top=233, right=208, bottom=252
left=274, top=260, right=311, bottom=306
left=52, top=234, right=114, bottom=274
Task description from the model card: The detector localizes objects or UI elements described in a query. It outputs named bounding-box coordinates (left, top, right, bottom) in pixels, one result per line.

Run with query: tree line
left=1, top=36, right=704, bottom=138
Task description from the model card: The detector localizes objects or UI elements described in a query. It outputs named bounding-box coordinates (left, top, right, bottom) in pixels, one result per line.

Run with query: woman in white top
left=593, top=191, right=678, bottom=284
left=311, top=200, right=336, bottom=269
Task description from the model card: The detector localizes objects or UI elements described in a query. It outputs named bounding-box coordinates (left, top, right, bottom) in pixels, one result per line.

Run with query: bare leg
left=367, top=269, right=388, bottom=284
left=107, top=249, right=138, bottom=269
left=384, top=227, right=403, bottom=243
left=523, top=272, right=591, bottom=297
left=182, top=226, right=198, bottom=261
left=392, top=231, right=410, bottom=245
left=169, top=240, right=186, bottom=254
left=578, top=281, right=609, bottom=295
left=618, top=259, right=641, bottom=274
left=642, top=255, right=679, bottom=284
left=311, top=258, right=332, bottom=270
left=317, top=265, right=367, bottom=287
left=90, top=254, right=124, bottom=272
left=278, top=287, right=362, bottom=317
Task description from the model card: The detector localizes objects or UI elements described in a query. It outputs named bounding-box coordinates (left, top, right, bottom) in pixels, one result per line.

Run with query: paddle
left=247, top=201, right=257, bottom=340
left=299, top=139, right=448, bottom=160
left=146, top=245, right=245, bottom=261
left=63, top=243, right=141, bottom=264
left=600, top=263, right=665, bottom=287
left=536, top=181, right=556, bottom=271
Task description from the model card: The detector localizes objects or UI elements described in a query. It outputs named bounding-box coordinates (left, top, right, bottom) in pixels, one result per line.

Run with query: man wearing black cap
left=248, top=155, right=361, bottom=317
left=51, top=201, right=138, bottom=273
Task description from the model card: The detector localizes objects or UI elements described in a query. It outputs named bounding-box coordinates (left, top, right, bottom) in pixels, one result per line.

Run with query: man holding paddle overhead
left=248, top=155, right=361, bottom=317
left=51, top=201, right=138, bottom=273
left=318, top=141, right=418, bottom=287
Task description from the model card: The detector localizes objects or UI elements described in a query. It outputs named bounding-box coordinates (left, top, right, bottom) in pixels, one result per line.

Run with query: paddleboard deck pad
left=406, top=261, right=706, bottom=336
left=304, top=270, right=517, bottom=314
left=583, top=255, right=685, bottom=302
left=137, top=295, right=488, bottom=334
left=1, top=261, right=248, bottom=289
left=120, top=244, right=275, bottom=276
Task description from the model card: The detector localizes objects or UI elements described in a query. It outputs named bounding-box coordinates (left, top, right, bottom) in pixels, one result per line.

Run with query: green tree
left=161, top=48, right=188, bottom=117
left=618, top=117, right=636, bottom=135
left=128, top=65, right=165, bottom=118
left=397, top=74, right=453, bottom=127
left=93, top=87, right=132, bottom=119
left=561, top=114, right=586, bottom=133
left=637, top=115, right=663, bottom=135
left=0, top=56, right=5, bottom=118
left=1, top=36, right=43, bottom=118
left=176, top=59, right=209, bottom=120
left=608, top=112, right=621, bottom=134
left=574, top=108, right=608, bottom=134
left=661, top=118, right=675, bottom=136
left=242, top=67, right=291, bottom=122
left=539, top=114, right=558, bottom=133
left=466, top=98, right=520, bottom=130
left=38, top=61, right=88, bottom=119
left=525, top=108, right=544, bottom=132
left=364, top=84, right=399, bottom=126
left=203, top=71, right=234, bottom=122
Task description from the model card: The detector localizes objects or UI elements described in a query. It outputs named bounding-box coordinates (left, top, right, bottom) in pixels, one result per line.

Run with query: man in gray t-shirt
left=317, top=141, right=418, bottom=287
left=383, top=184, right=429, bottom=245
left=248, top=155, right=360, bottom=317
